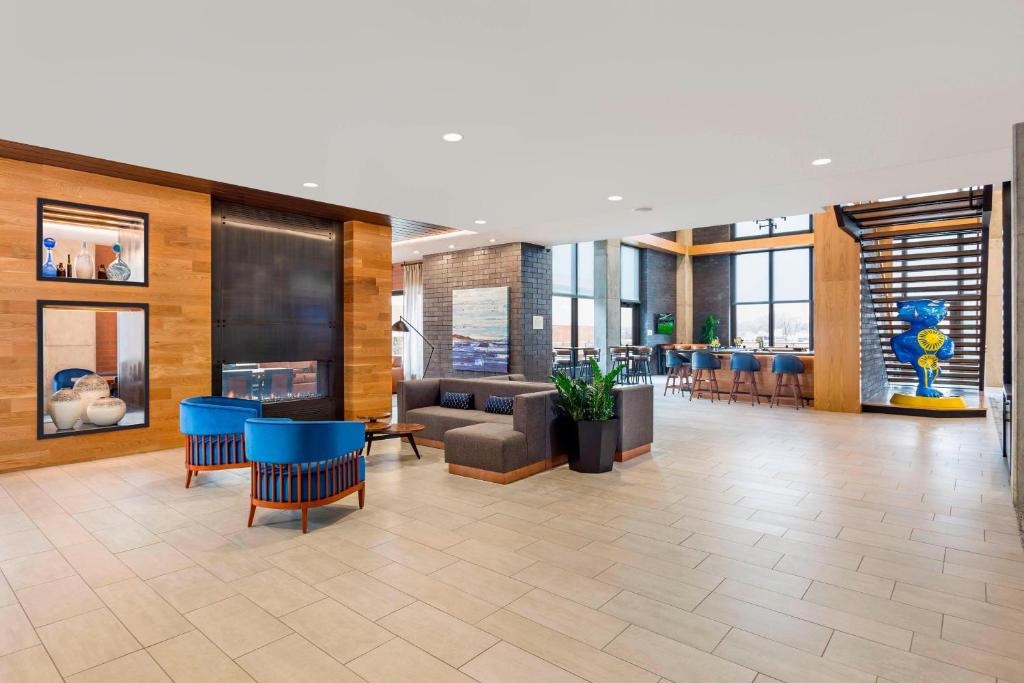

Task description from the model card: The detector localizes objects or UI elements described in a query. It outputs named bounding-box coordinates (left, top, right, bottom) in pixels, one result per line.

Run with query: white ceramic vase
left=72, top=374, right=110, bottom=423
left=49, top=388, right=83, bottom=430
left=86, top=397, right=126, bottom=426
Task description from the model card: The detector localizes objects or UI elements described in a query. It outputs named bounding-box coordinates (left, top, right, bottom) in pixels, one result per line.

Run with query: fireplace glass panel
left=221, top=361, right=327, bottom=403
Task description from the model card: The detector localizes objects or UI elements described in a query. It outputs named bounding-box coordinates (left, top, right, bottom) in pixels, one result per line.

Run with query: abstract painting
left=452, top=286, right=509, bottom=372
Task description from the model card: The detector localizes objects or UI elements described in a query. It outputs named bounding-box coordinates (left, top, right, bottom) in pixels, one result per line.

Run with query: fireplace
left=218, top=360, right=333, bottom=419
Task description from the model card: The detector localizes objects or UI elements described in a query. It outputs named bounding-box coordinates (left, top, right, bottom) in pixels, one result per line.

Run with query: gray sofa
left=397, top=376, right=654, bottom=483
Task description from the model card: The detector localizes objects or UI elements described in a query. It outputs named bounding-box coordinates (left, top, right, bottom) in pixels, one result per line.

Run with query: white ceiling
left=3, top=2, right=1023, bottom=262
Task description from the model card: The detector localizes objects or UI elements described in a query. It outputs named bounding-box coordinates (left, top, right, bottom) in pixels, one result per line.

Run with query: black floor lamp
left=392, top=316, right=434, bottom=378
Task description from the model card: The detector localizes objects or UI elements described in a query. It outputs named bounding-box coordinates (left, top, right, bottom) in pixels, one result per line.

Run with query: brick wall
left=692, top=224, right=732, bottom=244
left=423, top=243, right=552, bottom=381
left=640, top=248, right=677, bottom=350
left=860, top=267, right=886, bottom=399
left=692, top=254, right=731, bottom=343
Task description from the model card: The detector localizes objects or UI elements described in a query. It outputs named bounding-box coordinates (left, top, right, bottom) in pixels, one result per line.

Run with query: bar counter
left=665, top=344, right=814, bottom=401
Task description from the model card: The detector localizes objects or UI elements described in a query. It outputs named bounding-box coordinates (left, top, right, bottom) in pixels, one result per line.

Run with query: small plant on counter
left=701, top=314, right=720, bottom=345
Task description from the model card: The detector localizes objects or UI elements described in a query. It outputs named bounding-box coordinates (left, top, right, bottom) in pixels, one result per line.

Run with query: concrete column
left=594, top=240, right=622, bottom=369
left=675, top=229, right=693, bottom=343
left=1012, top=123, right=1024, bottom=504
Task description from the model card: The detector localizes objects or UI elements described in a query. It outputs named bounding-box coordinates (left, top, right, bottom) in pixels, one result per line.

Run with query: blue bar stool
left=664, top=350, right=684, bottom=396
left=770, top=355, right=806, bottom=409
left=728, top=353, right=761, bottom=405
left=689, top=351, right=721, bottom=402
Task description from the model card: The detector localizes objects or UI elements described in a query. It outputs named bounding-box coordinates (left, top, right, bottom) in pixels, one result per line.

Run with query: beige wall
left=985, top=188, right=1005, bottom=389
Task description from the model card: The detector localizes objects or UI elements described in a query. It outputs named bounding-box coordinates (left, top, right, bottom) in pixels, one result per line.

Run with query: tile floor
left=0, top=388, right=1017, bottom=682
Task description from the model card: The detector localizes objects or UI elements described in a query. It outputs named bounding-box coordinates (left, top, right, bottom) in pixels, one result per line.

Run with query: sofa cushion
left=405, top=406, right=512, bottom=441
left=440, top=378, right=552, bottom=411
left=444, top=423, right=531, bottom=473
left=484, top=395, right=514, bottom=415
left=441, top=391, right=473, bottom=410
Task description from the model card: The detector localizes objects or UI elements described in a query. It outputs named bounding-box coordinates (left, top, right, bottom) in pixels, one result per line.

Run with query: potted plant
left=551, top=359, right=624, bottom=473
left=701, top=314, right=720, bottom=345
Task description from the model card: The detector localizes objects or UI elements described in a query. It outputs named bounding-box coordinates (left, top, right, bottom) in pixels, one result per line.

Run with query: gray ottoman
left=444, top=423, right=540, bottom=483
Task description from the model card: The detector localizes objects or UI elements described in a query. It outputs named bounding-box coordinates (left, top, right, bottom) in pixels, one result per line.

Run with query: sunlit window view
left=551, top=242, right=595, bottom=350
left=391, top=293, right=405, bottom=356
left=733, top=247, right=812, bottom=347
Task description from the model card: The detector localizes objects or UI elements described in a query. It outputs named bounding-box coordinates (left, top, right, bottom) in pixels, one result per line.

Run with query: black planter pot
left=568, top=419, right=618, bottom=473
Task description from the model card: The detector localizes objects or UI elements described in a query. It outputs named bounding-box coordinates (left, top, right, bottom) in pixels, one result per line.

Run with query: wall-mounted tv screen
left=655, top=313, right=675, bottom=336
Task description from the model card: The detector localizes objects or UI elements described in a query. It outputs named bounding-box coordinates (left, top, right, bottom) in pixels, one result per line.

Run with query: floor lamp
left=392, top=316, right=434, bottom=378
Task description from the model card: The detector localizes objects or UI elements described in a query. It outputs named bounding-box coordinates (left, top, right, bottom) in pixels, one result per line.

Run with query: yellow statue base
left=889, top=393, right=967, bottom=410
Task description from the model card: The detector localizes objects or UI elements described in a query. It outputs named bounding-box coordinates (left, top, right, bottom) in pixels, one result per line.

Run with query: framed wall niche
left=37, top=198, right=148, bottom=285
left=37, top=300, right=149, bottom=439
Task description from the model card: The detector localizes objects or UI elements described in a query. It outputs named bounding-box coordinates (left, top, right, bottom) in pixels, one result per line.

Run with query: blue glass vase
left=42, top=237, right=57, bottom=277
left=106, top=243, right=131, bottom=281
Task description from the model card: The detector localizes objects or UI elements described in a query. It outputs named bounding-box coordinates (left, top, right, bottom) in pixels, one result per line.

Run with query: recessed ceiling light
left=448, top=244, right=455, bottom=249
left=633, top=206, right=653, bottom=212
left=302, top=182, right=319, bottom=188
left=607, top=195, right=624, bottom=202
left=474, top=219, right=487, bottom=225
left=442, top=133, right=463, bottom=142
left=413, top=250, right=420, bottom=254
left=489, top=238, right=496, bottom=243
left=811, top=158, right=832, bottom=166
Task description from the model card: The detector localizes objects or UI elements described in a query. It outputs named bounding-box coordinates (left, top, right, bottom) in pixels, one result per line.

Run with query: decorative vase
left=42, top=237, right=57, bottom=277
left=74, top=241, right=95, bottom=279
left=49, top=388, right=83, bottom=430
left=86, top=397, right=127, bottom=426
left=72, top=373, right=111, bottom=422
left=106, top=243, right=131, bottom=281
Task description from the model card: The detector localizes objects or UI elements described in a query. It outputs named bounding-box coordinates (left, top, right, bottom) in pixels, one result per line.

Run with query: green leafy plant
left=701, top=314, right=720, bottom=344
left=551, top=359, right=624, bottom=422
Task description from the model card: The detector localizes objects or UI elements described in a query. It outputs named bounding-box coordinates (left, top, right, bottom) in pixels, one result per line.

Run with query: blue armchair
left=179, top=396, right=262, bottom=488
left=53, top=368, right=95, bottom=393
left=243, top=418, right=366, bottom=533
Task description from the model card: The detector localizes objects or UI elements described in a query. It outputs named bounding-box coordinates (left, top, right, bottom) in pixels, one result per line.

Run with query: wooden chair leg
left=689, top=369, right=700, bottom=401
left=710, top=371, right=719, bottom=402
left=358, top=485, right=366, bottom=509
left=185, top=469, right=193, bottom=489
left=247, top=504, right=256, bottom=528
left=728, top=371, right=740, bottom=404
left=791, top=375, right=802, bottom=409
left=770, top=374, right=782, bottom=408
left=751, top=375, right=761, bottom=405
left=301, top=508, right=309, bottom=534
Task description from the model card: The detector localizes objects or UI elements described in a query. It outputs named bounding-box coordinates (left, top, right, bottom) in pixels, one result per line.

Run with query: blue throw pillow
left=484, top=395, right=514, bottom=415
left=441, top=392, right=473, bottom=410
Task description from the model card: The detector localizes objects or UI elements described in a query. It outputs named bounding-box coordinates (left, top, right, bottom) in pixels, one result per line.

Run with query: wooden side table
left=364, top=422, right=425, bottom=459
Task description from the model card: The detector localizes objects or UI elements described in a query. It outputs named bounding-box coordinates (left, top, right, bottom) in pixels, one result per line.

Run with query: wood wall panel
left=343, top=221, right=392, bottom=420
left=0, top=158, right=211, bottom=472
left=812, top=207, right=862, bottom=412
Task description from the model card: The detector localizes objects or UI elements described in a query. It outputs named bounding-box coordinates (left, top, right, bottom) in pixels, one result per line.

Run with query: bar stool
left=689, top=351, right=722, bottom=402
left=552, top=349, right=573, bottom=376
left=579, top=348, right=600, bottom=383
left=770, top=355, right=806, bottom=409
left=728, top=353, right=761, bottom=405
left=664, top=351, right=684, bottom=396
left=631, top=346, right=653, bottom=385
left=609, top=347, right=630, bottom=383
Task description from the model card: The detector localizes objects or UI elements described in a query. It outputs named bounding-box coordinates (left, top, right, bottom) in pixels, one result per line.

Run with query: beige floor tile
left=117, top=541, right=194, bottom=580
left=483, top=513, right=589, bottom=550
left=986, top=583, right=1024, bottom=611
left=601, top=590, right=728, bottom=651
left=1, top=549, right=75, bottom=590
left=825, top=631, right=992, bottom=683
left=445, top=538, right=535, bottom=575
left=518, top=539, right=614, bottom=577
left=282, top=597, right=392, bottom=662
left=233, top=567, right=325, bottom=617
left=372, top=537, right=458, bottom=574
left=301, top=534, right=390, bottom=573
left=911, top=632, right=1024, bottom=682
left=775, top=554, right=894, bottom=597
left=605, top=624, right=756, bottom=683
left=236, top=632, right=362, bottom=683
left=147, top=630, right=254, bottom=683
left=545, top=515, right=625, bottom=543
left=17, top=574, right=102, bottom=626
left=695, top=591, right=833, bottom=655
left=506, top=588, right=627, bottom=649
left=96, top=577, right=193, bottom=646
left=483, top=499, right=557, bottom=524
left=595, top=562, right=710, bottom=610
left=327, top=519, right=400, bottom=548
left=59, top=540, right=134, bottom=587
left=611, top=532, right=709, bottom=568
left=755, top=533, right=863, bottom=570
left=713, top=628, right=874, bottom=683
left=715, top=578, right=913, bottom=650
left=66, top=650, right=170, bottom=683
left=783, top=529, right=944, bottom=573
left=943, top=614, right=1024, bottom=662
left=186, top=546, right=272, bottom=583
left=36, top=607, right=140, bottom=676
left=185, top=595, right=291, bottom=659
left=146, top=565, right=238, bottom=613
left=478, top=608, right=658, bottom=683
left=348, top=637, right=475, bottom=682
left=0, top=573, right=12, bottom=607
left=804, top=581, right=943, bottom=636
left=695, top=554, right=809, bottom=598
left=683, top=533, right=783, bottom=568
left=892, top=582, right=1024, bottom=633
left=513, top=561, right=619, bottom=609
left=457, top=520, right=538, bottom=550
left=861, top=556, right=986, bottom=600
left=314, top=567, right=414, bottom=620
left=371, top=561, right=499, bottom=623
left=606, top=516, right=692, bottom=544
left=0, top=645, right=62, bottom=682
left=838, top=528, right=946, bottom=561
left=32, top=513, right=93, bottom=548
left=945, top=548, right=1024, bottom=580
left=461, top=641, right=585, bottom=682
left=379, top=601, right=498, bottom=667
left=0, top=603, right=39, bottom=656
left=264, top=545, right=351, bottom=584
left=583, top=541, right=721, bottom=589
left=431, top=560, right=532, bottom=607
left=93, top=522, right=161, bottom=554
left=0, top=530, right=53, bottom=562
left=389, top=520, right=466, bottom=550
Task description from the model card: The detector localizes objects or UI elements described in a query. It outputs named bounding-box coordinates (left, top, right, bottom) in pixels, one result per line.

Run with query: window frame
left=731, top=214, right=814, bottom=241
left=730, top=246, right=814, bottom=348
left=552, top=243, right=596, bottom=349
left=620, top=244, right=641, bottom=303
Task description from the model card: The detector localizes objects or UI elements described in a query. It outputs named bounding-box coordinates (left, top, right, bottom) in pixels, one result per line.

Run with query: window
left=732, top=247, right=812, bottom=348
left=620, top=305, right=636, bottom=345
left=551, top=242, right=596, bottom=349
left=391, top=293, right=404, bottom=357
left=620, top=245, right=640, bottom=302
left=733, top=214, right=813, bottom=240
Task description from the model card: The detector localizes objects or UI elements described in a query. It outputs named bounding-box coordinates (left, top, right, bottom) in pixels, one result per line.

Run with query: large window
left=620, top=245, right=640, bottom=303
left=552, top=242, right=595, bottom=348
left=732, top=247, right=812, bottom=348
left=733, top=214, right=813, bottom=240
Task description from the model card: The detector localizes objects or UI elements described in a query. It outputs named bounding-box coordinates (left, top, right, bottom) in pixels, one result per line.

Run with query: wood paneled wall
left=343, top=221, right=392, bottom=420
left=0, top=158, right=212, bottom=472
left=812, top=207, right=862, bottom=412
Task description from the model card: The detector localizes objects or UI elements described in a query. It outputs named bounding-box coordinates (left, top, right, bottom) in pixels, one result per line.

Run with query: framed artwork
left=452, top=286, right=509, bottom=372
